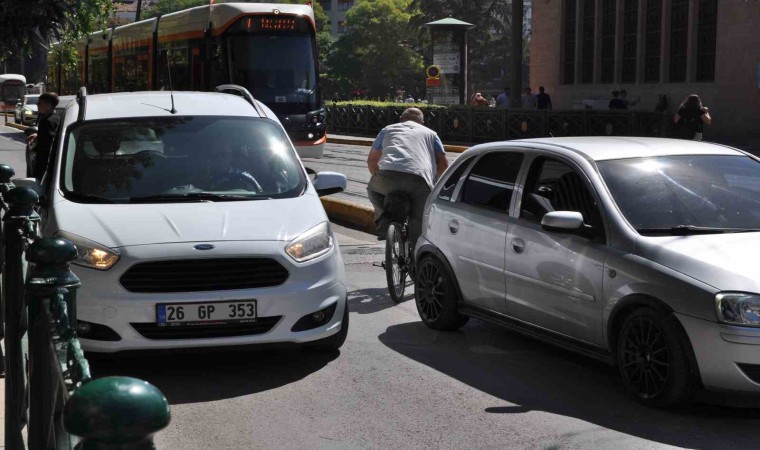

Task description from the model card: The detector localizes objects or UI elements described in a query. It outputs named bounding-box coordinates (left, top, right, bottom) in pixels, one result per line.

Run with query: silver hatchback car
left=415, top=137, right=760, bottom=408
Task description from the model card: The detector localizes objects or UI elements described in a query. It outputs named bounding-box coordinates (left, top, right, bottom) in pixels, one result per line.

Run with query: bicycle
left=381, top=192, right=415, bottom=304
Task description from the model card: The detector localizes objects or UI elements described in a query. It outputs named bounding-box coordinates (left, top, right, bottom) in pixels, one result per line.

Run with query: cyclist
left=366, top=108, right=448, bottom=250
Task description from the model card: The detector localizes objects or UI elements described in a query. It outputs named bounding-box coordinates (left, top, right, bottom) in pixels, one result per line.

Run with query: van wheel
left=414, top=255, right=468, bottom=330
left=617, top=307, right=697, bottom=408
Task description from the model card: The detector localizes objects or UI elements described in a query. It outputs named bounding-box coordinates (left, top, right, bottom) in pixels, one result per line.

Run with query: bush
left=326, top=100, right=447, bottom=109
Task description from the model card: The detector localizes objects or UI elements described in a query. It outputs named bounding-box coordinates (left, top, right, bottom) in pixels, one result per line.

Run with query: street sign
left=426, top=78, right=441, bottom=87
left=426, top=65, right=441, bottom=79
left=433, top=53, right=460, bottom=74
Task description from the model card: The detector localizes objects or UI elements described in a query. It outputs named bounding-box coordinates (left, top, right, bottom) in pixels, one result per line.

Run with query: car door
left=504, top=155, right=608, bottom=345
left=436, top=150, right=525, bottom=314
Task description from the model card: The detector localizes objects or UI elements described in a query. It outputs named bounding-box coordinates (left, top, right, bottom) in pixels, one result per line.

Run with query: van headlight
left=54, top=231, right=120, bottom=270
left=285, top=222, right=333, bottom=262
left=715, top=293, right=760, bottom=327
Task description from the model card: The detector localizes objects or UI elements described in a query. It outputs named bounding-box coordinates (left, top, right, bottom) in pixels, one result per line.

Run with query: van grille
left=120, top=258, right=289, bottom=293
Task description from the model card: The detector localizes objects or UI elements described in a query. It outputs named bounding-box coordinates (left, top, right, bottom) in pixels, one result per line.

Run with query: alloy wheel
left=620, top=316, right=671, bottom=399
left=416, top=259, right=445, bottom=321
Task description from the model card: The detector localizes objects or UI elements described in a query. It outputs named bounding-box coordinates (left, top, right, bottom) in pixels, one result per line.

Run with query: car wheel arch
left=416, top=244, right=465, bottom=304
left=607, top=294, right=703, bottom=387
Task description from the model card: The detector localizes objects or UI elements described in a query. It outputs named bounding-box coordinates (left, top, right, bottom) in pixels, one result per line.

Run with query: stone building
left=530, top=0, right=760, bottom=147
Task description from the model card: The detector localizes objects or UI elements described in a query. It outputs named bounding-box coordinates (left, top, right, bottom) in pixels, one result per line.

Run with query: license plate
left=156, top=300, right=257, bottom=326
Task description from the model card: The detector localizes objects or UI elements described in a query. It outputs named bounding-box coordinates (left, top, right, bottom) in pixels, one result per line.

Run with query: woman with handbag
left=673, top=94, right=712, bottom=141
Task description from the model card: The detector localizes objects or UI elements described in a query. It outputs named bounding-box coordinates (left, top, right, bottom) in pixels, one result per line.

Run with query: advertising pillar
left=424, top=17, right=474, bottom=106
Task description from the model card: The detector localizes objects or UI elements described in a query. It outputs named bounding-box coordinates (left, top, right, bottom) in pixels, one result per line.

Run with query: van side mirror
left=313, top=171, right=346, bottom=197
left=541, top=211, right=584, bottom=232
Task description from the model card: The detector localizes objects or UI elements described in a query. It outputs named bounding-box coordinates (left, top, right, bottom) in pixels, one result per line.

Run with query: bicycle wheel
left=385, top=222, right=408, bottom=303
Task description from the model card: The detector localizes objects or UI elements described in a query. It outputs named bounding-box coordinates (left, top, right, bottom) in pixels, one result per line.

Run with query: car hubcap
left=416, top=261, right=444, bottom=321
left=620, top=317, right=670, bottom=399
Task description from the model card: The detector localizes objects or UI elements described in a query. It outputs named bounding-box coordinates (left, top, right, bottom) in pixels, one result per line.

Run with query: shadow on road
left=348, top=285, right=413, bottom=314
left=89, top=348, right=339, bottom=405
left=378, top=319, right=760, bottom=449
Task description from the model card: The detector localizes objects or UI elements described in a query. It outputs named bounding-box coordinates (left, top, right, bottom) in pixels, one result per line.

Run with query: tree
left=329, top=0, right=424, bottom=99
left=409, top=0, right=528, bottom=93
left=0, top=0, right=114, bottom=59
left=142, top=0, right=208, bottom=19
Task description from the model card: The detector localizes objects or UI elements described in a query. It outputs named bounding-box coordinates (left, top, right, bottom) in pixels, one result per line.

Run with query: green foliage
left=0, top=0, right=113, bottom=61
left=142, top=0, right=208, bottom=19
left=328, top=0, right=424, bottom=99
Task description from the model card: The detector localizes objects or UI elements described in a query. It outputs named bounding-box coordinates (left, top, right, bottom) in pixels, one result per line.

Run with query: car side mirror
left=16, top=103, right=22, bottom=108
left=541, top=211, right=584, bottom=232
left=23, top=126, right=38, bottom=136
left=313, top=171, right=346, bottom=197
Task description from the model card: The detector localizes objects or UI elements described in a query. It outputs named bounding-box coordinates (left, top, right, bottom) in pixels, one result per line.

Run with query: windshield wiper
left=637, top=225, right=760, bottom=235
left=129, top=193, right=265, bottom=203
left=64, top=191, right=117, bottom=204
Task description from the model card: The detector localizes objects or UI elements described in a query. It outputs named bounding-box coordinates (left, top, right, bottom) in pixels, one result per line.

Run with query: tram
left=47, top=2, right=325, bottom=158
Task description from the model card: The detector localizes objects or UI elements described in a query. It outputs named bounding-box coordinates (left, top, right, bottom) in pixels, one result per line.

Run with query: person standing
left=620, top=90, right=640, bottom=109
left=470, top=92, right=489, bottom=107
left=536, top=86, right=552, bottom=110
left=520, top=87, right=537, bottom=109
left=26, top=92, right=61, bottom=181
left=366, top=108, right=448, bottom=248
left=496, top=87, right=511, bottom=108
left=673, top=94, right=712, bottom=141
left=609, top=90, right=626, bottom=110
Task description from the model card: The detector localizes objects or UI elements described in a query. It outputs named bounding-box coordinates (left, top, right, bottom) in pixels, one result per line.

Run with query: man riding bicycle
left=366, top=108, right=449, bottom=250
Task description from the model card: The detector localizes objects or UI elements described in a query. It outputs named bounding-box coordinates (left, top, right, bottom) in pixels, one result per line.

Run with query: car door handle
left=448, top=220, right=459, bottom=234
left=511, top=238, right=525, bottom=254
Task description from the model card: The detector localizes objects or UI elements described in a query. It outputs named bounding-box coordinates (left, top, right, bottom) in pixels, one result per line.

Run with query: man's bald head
left=400, top=108, right=424, bottom=124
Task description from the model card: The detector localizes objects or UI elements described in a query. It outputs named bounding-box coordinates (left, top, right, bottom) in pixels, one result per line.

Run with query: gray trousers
left=367, top=170, right=431, bottom=249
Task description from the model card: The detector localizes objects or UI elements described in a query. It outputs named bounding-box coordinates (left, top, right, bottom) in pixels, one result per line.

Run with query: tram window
left=158, top=48, right=191, bottom=91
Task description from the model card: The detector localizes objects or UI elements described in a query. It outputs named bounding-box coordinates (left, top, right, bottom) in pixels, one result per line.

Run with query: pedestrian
left=405, top=94, right=415, bottom=104
left=496, top=87, right=511, bottom=108
left=620, top=89, right=640, bottom=109
left=520, top=87, right=537, bottom=109
left=366, top=108, right=448, bottom=248
left=536, top=86, right=552, bottom=110
left=470, top=92, right=489, bottom=107
left=673, top=94, right=712, bottom=141
left=26, top=91, right=61, bottom=181
left=609, top=90, right=626, bottom=110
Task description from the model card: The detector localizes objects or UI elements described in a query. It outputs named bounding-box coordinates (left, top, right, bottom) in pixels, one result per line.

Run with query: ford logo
left=193, top=244, right=215, bottom=251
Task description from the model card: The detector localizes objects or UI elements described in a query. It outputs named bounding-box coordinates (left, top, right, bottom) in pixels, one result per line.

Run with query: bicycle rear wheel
left=385, top=222, right=408, bottom=303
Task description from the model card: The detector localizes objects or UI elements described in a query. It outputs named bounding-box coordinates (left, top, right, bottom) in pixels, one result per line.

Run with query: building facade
left=318, top=0, right=354, bottom=38
left=530, top=0, right=760, bottom=146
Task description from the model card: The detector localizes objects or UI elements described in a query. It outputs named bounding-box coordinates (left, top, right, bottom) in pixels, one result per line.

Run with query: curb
left=328, top=135, right=469, bottom=154
left=320, top=196, right=376, bottom=234
left=3, top=122, right=27, bottom=131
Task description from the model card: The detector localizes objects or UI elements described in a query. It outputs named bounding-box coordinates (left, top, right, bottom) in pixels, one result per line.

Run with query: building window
left=644, top=0, right=661, bottom=83
left=696, top=0, right=717, bottom=82
left=319, top=0, right=331, bottom=11
left=600, top=0, right=616, bottom=84
left=337, top=0, right=353, bottom=11
left=621, top=0, right=638, bottom=83
left=581, top=0, right=595, bottom=84
left=562, top=0, right=577, bottom=85
left=669, top=0, right=689, bottom=82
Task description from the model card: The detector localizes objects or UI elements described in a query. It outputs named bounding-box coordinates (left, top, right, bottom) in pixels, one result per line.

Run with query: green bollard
left=64, top=377, right=171, bottom=449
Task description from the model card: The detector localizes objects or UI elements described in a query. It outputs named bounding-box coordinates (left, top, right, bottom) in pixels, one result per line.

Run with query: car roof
left=67, top=91, right=266, bottom=121
left=25, top=94, right=40, bottom=98
left=472, top=137, right=743, bottom=161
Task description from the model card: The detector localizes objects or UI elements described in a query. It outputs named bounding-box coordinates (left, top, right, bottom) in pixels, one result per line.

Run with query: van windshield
left=61, top=116, right=305, bottom=203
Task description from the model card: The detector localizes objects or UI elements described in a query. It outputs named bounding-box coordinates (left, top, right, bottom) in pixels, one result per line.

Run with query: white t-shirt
left=371, top=121, right=445, bottom=189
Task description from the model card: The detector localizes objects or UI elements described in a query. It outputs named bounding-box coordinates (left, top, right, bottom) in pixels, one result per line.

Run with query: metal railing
left=325, top=105, right=671, bottom=142
left=0, top=164, right=171, bottom=449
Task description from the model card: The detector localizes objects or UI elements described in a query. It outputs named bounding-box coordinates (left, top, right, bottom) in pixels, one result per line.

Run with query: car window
left=60, top=116, right=305, bottom=203
left=597, top=155, right=760, bottom=231
left=438, top=155, right=474, bottom=201
left=25, top=96, right=39, bottom=105
left=520, top=157, right=605, bottom=239
left=460, top=152, right=523, bottom=212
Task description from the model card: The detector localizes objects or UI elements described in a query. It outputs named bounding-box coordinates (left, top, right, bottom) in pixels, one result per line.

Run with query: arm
left=673, top=113, right=682, bottom=123
left=368, top=129, right=386, bottom=175
left=701, top=108, right=712, bottom=125
left=435, top=153, right=448, bottom=179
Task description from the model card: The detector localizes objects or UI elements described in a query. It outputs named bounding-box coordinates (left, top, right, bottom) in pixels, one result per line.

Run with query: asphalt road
left=3, top=125, right=760, bottom=448
left=302, top=142, right=461, bottom=209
